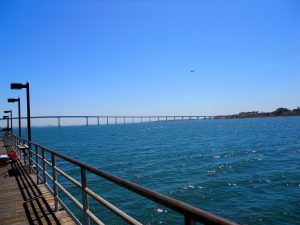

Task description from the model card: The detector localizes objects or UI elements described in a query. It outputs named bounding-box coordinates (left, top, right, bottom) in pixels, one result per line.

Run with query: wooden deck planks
left=0, top=138, right=76, bottom=225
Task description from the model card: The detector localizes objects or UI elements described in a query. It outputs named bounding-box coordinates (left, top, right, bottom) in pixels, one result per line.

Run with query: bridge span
left=1, top=115, right=215, bottom=127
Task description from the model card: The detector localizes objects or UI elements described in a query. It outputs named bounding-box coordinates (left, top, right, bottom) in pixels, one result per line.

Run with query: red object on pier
left=8, top=152, right=17, bottom=160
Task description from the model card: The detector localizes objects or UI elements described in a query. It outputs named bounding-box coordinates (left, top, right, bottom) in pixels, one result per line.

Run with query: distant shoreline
left=215, top=107, right=300, bottom=119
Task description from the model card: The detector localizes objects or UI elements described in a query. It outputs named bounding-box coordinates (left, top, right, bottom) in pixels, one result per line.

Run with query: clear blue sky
left=1, top=0, right=299, bottom=122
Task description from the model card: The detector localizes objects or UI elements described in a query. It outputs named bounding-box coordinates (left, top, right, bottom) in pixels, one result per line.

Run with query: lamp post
left=2, top=115, right=9, bottom=132
left=4, top=110, right=12, bottom=134
left=8, top=98, right=21, bottom=137
left=11, top=82, right=31, bottom=142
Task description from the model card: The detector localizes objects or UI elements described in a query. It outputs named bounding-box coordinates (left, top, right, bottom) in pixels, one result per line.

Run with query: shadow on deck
left=0, top=144, right=74, bottom=225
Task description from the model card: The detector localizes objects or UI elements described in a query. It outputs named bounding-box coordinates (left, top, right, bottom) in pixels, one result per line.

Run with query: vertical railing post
left=42, top=148, right=47, bottom=184
left=35, top=145, right=39, bottom=184
left=12, top=136, right=14, bottom=148
left=123, top=116, right=125, bottom=124
left=29, top=143, right=32, bottom=173
left=184, top=216, right=197, bottom=225
left=81, top=168, right=90, bottom=225
left=97, top=116, right=100, bottom=125
left=52, top=153, right=59, bottom=211
left=115, top=117, right=117, bottom=124
left=23, top=140, right=26, bottom=166
left=106, top=117, right=108, bottom=125
left=17, top=137, right=21, bottom=160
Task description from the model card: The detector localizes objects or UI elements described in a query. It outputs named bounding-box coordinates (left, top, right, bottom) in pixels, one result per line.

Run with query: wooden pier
left=0, top=138, right=75, bottom=225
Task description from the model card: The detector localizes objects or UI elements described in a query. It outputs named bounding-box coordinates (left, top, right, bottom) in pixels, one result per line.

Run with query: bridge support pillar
left=86, top=117, right=89, bottom=126
left=97, top=117, right=100, bottom=125
left=58, top=117, right=61, bottom=127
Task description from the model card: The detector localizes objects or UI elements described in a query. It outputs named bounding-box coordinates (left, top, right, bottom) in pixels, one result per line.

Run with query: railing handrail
left=11, top=135, right=237, bottom=225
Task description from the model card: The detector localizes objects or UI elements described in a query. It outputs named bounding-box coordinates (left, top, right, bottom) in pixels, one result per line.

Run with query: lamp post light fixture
left=11, top=82, right=31, bottom=142
left=4, top=110, right=12, bottom=134
left=8, top=98, right=21, bottom=137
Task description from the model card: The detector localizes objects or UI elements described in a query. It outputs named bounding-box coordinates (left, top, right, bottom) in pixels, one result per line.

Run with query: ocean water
left=28, top=117, right=300, bottom=225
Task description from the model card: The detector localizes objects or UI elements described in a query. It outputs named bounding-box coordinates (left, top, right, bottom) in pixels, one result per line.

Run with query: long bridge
left=1, top=115, right=215, bottom=127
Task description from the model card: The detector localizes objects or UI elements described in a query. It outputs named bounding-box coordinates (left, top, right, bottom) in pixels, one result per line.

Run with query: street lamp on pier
left=2, top=115, right=9, bottom=132
left=4, top=110, right=12, bottom=134
left=11, top=82, right=31, bottom=142
left=8, top=98, right=21, bottom=137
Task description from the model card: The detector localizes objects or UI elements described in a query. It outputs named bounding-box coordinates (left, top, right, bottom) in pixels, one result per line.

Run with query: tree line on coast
left=215, top=107, right=300, bottom=119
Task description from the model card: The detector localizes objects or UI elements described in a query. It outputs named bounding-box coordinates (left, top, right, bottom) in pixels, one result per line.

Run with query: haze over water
left=29, top=117, right=300, bottom=225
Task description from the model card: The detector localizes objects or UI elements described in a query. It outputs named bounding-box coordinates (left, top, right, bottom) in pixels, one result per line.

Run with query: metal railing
left=7, top=135, right=237, bottom=225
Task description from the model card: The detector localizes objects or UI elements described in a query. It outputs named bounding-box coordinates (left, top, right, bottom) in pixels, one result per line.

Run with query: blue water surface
left=28, top=117, right=300, bottom=225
